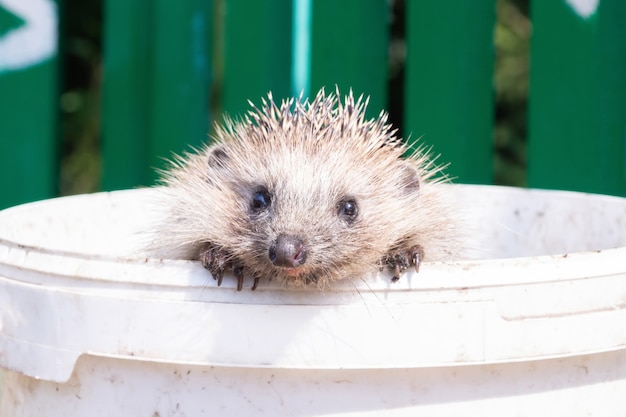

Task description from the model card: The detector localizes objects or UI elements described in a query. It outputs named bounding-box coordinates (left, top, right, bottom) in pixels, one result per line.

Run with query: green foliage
left=60, top=0, right=102, bottom=195
left=494, top=0, right=529, bottom=187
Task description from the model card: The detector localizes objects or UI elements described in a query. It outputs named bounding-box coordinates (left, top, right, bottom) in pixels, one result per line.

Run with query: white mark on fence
left=566, top=0, right=599, bottom=19
left=291, top=0, right=312, bottom=98
left=0, top=0, right=57, bottom=73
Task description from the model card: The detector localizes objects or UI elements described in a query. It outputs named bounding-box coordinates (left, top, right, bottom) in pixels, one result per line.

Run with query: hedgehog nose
left=269, top=234, right=307, bottom=268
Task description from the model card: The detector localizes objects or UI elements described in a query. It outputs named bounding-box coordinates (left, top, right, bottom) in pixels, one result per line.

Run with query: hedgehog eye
left=251, top=188, right=272, bottom=212
left=338, top=198, right=358, bottom=222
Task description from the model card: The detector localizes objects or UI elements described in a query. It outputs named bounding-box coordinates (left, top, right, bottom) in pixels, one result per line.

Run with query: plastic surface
left=1, top=185, right=626, bottom=416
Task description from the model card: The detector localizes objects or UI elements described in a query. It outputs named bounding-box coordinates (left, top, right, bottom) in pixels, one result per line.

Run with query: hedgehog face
left=230, top=173, right=371, bottom=285
left=215, top=147, right=426, bottom=287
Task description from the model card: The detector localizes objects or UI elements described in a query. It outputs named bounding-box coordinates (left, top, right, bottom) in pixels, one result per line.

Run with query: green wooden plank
left=102, top=0, right=213, bottom=190
left=528, top=0, right=626, bottom=196
left=220, top=0, right=293, bottom=118
left=150, top=0, right=213, bottom=173
left=309, top=0, right=388, bottom=116
left=0, top=0, right=60, bottom=208
left=101, top=0, right=152, bottom=190
left=405, top=1, right=495, bottom=184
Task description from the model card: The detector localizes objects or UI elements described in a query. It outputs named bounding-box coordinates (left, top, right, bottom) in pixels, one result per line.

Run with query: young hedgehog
left=149, top=89, right=463, bottom=290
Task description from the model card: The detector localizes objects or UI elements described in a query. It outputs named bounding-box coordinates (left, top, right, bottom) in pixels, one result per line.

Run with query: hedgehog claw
left=392, top=264, right=402, bottom=282
left=251, top=275, right=260, bottom=290
left=411, top=245, right=425, bottom=273
left=215, top=270, right=224, bottom=286
left=234, top=266, right=244, bottom=291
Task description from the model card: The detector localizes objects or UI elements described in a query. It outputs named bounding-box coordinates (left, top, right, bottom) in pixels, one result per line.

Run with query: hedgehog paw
left=384, top=245, right=425, bottom=282
left=199, top=245, right=230, bottom=287
left=199, top=245, right=258, bottom=291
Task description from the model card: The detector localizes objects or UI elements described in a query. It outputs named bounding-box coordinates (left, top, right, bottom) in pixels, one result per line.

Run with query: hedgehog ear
left=398, top=163, right=421, bottom=194
left=205, top=146, right=230, bottom=186
left=207, top=146, right=229, bottom=170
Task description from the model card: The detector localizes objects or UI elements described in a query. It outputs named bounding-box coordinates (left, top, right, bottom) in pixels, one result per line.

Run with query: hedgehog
left=147, top=89, right=463, bottom=290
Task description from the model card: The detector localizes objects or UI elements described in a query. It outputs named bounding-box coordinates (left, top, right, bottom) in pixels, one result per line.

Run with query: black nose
left=269, top=234, right=307, bottom=268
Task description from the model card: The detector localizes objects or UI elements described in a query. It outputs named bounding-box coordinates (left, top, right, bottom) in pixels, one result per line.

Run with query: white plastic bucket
left=1, top=185, right=625, bottom=416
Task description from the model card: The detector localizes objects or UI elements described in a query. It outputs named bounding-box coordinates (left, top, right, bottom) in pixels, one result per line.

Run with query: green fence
left=1, top=0, right=625, bottom=209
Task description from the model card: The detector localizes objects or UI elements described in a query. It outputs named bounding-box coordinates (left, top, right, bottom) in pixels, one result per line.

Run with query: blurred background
left=60, top=0, right=529, bottom=194
left=1, top=0, right=624, bottom=209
